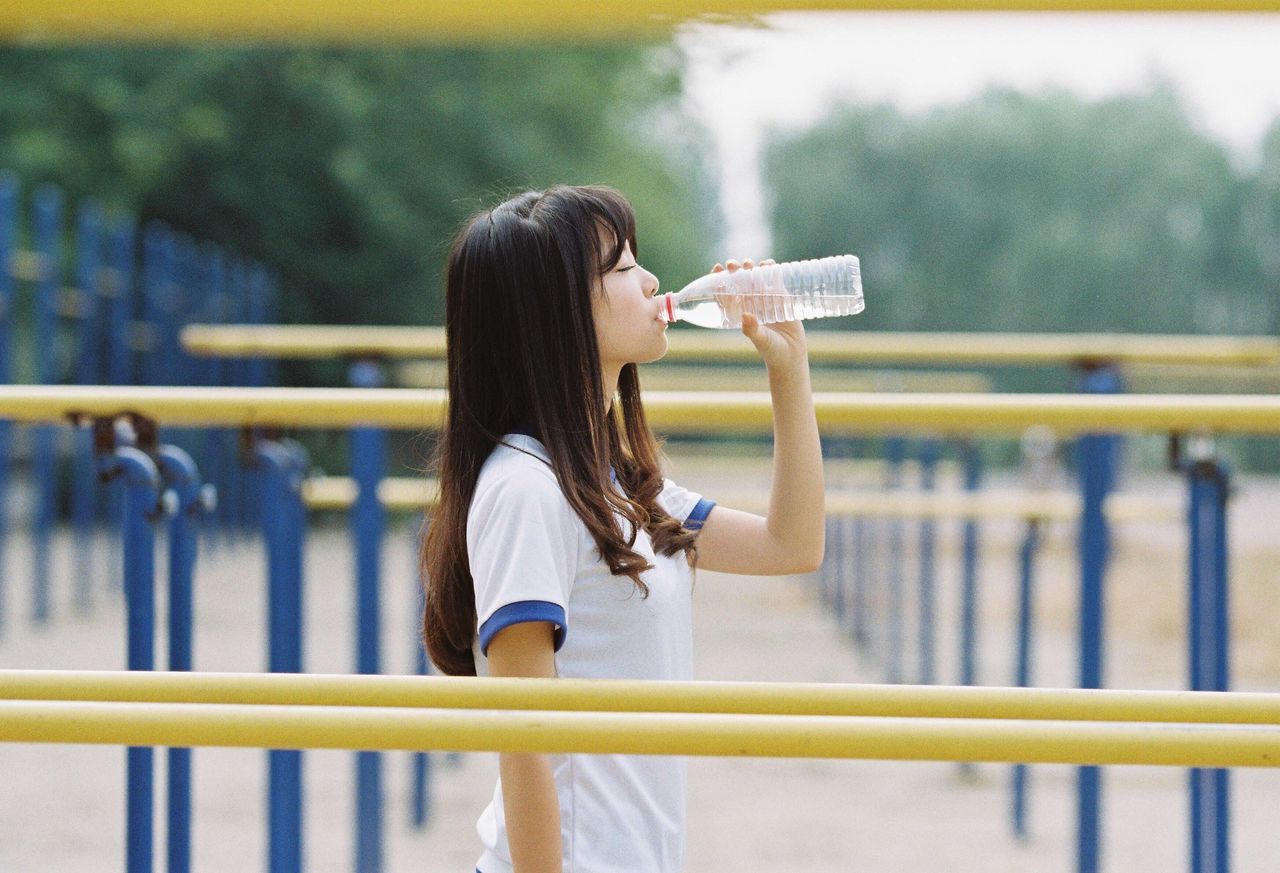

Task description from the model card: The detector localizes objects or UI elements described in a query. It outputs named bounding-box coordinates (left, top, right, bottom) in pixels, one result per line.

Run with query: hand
left=712, top=258, right=809, bottom=371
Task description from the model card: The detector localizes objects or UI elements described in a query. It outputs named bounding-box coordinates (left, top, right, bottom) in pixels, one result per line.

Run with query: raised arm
left=693, top=259, right=825, bottom=576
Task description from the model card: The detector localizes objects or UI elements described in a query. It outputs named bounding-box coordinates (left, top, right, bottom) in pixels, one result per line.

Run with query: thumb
left=741, top=311, right=765, bottom=347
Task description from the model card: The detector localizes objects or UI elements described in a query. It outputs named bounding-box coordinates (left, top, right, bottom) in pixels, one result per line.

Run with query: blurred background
left=3, top=12, right=1280, bottom=873
left=3, top=13, right=1278, bottom=457
left=5, top=15, right=1279, bottom=337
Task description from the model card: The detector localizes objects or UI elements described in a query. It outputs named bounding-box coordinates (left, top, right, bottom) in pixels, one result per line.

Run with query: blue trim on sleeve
left=478, top=600, right=567, bottom=656
left=684, top=497, right=716, bottom=532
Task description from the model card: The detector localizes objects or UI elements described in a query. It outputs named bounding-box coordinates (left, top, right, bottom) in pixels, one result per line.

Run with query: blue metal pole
left=350, top=359, right=388, bottom=873
left=411, top=518, right=431, bottom=829
left=958, top=439, right=982, bottom=688
left=107, top=216, right=136, bottom=387
left=198, top=249, right=226, bottom=550
left=217, top=259, right=248, bottom=545
left=821, top=509, right=838, bottom=613
left=412, top=650, right=433, bottom=828
left=285, top=439, right=309, bottom=669
left=884, top=435, right=906, bottom=684
left=917, top=438, right=940, bottom=685
left=1011, top=517, right=1041, bottom=840
left=256, top=438, right=307, bottom=873
left=104, top=217, right=137, bottom=594
left=1211, top=458, right=1230, bottom=873
left=829, top=506, right=845, bottom=625
left=835, top=511, right=853, bottom=633
left=850, top=515, right=868, bottom=649
left=835, top=438, right=856, bottom=627
left=1189, top=464, right=1206, bottom=873
left=1187, top=453, right=1231, bottom=873
left=263, top=271, right=281, bottom=388
left=142, top=224, right=173, bottom=389
left=243, top=266, right=270, bottom=539
left=165, top=237, right=199, bottom=465
left=32, top=185, right=63, bottom=624
left=1075, top=364, right=1122, bottom=873
left=73, top=200, right=106, bottom=388
left=0, top=172, right=16, bottom=631
left=819, top=437, right=840, bottom=616
left=955, top=439, right=982, bottom=779
left=167, top=235, right=196, bottom=391
left=72, top=199, right=105, bottom=614
left=1211, top=459, right=1230, bottom=873
left=155, top=445, right=209, bottom=873
left=98, top=444, right=162, bottom=873
left=246, top=265, right=269, bottom=389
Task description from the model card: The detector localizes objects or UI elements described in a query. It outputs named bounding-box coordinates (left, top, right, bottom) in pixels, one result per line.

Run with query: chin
left=642, top=336, right=669, bottom=364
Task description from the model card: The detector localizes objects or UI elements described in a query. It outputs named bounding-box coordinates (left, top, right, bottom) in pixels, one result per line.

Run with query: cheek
left=592, top=298, right=626, bottom=354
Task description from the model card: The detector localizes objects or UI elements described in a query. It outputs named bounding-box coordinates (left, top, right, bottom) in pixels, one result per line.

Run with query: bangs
left=581, top=186, right=637, bottom=273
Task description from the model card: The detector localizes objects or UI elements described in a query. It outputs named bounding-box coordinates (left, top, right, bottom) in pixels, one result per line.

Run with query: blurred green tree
left=765, top=87, right=1280, bottom=469
left=0, top=44, right=718, bottom=329
left=764, top=85, right=1278, bottom=339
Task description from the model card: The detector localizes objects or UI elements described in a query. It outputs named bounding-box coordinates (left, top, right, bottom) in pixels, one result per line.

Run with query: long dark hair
left=421, top=185, right=698, bottom=676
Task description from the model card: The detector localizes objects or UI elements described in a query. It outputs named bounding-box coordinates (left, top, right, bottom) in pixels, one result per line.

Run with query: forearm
left=500, top=752, right=563, bottom=873
left=764, top=357, right=825, bottom=569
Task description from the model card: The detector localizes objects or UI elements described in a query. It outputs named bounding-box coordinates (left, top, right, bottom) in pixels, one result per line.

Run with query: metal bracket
left=1170, top=431, right=1233, bottom=502
left=1168, top=432, right=1184, bottom=473
left=240, top=425, right=286, bottom=467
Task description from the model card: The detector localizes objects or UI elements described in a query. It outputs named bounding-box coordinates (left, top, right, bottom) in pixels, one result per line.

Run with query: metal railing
left=181, top=322, right=1280, bottom=367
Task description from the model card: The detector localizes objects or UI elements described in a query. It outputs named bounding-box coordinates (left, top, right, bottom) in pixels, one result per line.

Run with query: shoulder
left=470, top=439, right=570, bottom=523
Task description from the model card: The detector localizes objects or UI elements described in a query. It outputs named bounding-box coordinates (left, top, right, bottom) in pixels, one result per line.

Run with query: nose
left=642, top=267, right=659, bottom=297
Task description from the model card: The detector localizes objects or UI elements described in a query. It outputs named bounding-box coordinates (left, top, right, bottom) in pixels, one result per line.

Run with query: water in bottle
left=657, top=254, right=863, bottom=329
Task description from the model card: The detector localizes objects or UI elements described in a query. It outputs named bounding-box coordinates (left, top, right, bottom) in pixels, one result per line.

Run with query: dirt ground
left=2, top=452, right=1278, bottom=873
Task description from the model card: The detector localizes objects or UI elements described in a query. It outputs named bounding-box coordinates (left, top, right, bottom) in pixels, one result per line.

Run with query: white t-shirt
left=468, top=432, right=715, bottom=873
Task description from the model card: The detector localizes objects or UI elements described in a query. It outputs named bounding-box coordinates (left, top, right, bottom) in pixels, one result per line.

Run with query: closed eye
left=616, top=264, right=638, bottom=273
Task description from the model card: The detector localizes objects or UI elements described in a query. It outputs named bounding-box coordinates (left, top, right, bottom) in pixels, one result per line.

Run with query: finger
left=742, top=258, right=755, bottom=270
left=761, top=258, right=776, bottom=266
left=725, top=259, right=741, bottom=273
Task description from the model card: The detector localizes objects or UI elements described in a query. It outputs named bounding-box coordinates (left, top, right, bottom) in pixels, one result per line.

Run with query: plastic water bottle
left=657, top=254, right=863, bottom=329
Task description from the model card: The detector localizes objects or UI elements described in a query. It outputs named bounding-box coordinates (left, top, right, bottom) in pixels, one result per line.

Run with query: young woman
left=422, top=185, right=824, bottom=873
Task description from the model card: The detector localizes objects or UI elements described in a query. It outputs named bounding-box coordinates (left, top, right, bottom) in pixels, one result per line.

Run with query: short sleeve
left=467, top=464, right=578, bottom=656
left=657, top=478, right=717, bottom=533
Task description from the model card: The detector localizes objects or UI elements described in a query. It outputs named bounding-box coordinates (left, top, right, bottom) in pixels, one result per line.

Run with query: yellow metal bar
left=3, top=700, right=1279, bottom=766
left=4, top=671, right=1279, bottom=725
left=300, top=474, right=1177, bottom=521
left=5, top=385, right=1280, bottom=435
left=6, top=1, right=1280, bottom=46
left=821, top=491, right=1179, bottom=522
left=302, top=475, right=438, bottom=510
left=183, top=324, right=1280, bottom=367
left=673, top=331, right=1280, bottom=366
left=0, top=385, right=443, bottom=429
left=395, top=359, right=995, bottom=393
left=803, top=392, right=1280, bottom=435
left=1126, top=362, right=1280, bottom=393
left=183, top=325, right=448, bottom=359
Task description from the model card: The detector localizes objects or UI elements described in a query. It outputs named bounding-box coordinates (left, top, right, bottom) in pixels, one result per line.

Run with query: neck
left=601, top=363, right=620, bottom=413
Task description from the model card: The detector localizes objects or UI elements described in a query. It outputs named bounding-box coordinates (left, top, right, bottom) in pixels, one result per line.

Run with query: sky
left=677, top=12, right=1280, bottom=255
